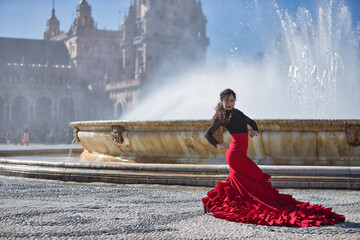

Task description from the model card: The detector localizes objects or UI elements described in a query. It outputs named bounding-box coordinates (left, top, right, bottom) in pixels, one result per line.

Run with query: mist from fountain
left=121, top=0, right=360, bottom=120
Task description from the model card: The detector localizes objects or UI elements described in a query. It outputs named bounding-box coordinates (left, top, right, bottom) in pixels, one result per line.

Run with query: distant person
left=202, top=88, right=345, bottom=227
left=22, top=125, right=30, bottom=146
left=40, top=130, right=46, bottom=143
left=14, top=128, right=23, bottom=146
left=6, top=133, right=11, bottom=144
left=48, top=129, right=55, bottom=145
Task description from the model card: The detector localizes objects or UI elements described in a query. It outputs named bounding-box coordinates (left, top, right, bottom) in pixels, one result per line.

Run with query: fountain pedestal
left=70, top=119, right=360, bottom=166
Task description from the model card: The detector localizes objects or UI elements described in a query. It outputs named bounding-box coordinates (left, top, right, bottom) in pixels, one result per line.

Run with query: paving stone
left=0, top=176, right=359, bottom=239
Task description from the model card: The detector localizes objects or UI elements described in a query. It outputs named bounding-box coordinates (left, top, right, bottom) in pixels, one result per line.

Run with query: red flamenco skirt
left=202, top=133, right=345, bottom=227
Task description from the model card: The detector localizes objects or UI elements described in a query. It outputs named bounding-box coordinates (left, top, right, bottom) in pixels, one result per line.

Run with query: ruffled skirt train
left=202, top=133, right=345, bottom=227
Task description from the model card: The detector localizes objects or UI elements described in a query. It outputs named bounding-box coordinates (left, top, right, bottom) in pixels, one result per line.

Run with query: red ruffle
left=202, top=180, right=345, bottom=227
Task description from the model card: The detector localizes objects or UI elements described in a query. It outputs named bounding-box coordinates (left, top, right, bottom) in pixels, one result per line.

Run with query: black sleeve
left=204, top=117, right=223, bottom=147
left=245, top=114, right=259, bottom=132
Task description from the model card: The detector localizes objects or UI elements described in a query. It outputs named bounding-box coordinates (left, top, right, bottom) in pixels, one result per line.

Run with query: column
left=57, top=105, right=59, bottom=121
left=52, top=105, right=56, bottom=121
left=9, top=104, right=11, bottom=121
left=28, top=105, right=30, bottom=121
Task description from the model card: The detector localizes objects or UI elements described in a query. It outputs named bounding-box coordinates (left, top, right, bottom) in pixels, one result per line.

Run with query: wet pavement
left=1, top=176, right=359, bottom=240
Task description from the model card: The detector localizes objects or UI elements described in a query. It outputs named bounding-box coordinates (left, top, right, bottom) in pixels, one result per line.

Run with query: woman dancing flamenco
left=202, top=88, right=345, bottom=227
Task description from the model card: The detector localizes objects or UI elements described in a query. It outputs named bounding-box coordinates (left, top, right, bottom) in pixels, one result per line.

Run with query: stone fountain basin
left=70, top=119, right=360, bottom=166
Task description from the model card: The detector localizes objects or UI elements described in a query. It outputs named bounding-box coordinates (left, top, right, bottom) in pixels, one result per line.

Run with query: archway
left=35, top=97, right=52, bottom=121
left=11, top=96, right=28, bottom=125
left=59, top=98, right=75, bottom=122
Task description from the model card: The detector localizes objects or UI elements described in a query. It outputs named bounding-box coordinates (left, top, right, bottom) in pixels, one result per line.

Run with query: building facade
left=0, top=0, right=208, bottom=143
left=107, top=0, right=209, bottom=115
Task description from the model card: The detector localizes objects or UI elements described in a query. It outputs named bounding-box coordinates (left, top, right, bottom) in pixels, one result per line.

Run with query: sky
left=0, top=0, right=359, bottom=60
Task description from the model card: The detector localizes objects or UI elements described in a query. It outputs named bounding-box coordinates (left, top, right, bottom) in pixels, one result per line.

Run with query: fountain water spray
left=275, top=0, right=354, bottom=118
left=68, top=138, right=78, bottom=160
left=121, top=0, right=360, bottom=120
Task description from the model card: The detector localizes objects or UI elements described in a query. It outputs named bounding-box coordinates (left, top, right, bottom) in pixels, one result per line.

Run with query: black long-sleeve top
left=205, top=108, right=259, bottom=147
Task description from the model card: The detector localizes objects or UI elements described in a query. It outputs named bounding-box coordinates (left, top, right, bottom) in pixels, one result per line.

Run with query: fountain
left=70, top=119, right=360, bottom=166
left=70, top=1, right=360, bottom=167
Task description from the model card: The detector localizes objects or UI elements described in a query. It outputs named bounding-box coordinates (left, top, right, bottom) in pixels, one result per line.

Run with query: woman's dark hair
left=211, top=89, right=236, bottom=142
left=214, top=88, right=236, bottom=122
left=220, top=88, right=236, bottom=102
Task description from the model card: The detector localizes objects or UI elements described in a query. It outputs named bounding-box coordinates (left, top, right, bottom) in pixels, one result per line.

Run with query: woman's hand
left=216, top=143, right=229, bottom=149
left=250, top=130, right=259, bottom=138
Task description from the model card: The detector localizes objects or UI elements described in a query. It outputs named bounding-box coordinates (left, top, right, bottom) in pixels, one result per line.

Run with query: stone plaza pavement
left=0, top=175, right=359, bottom=240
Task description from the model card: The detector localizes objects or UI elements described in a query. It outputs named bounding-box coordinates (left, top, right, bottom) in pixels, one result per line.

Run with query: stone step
left=1, top=158, right=359, bottom=175
left=1, top=158, right=359, bottom=189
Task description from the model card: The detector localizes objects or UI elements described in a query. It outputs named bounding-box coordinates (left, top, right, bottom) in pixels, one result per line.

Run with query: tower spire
left=44, top=0, right=60, bottom=40
left=51, top=0, right=55, bottom=16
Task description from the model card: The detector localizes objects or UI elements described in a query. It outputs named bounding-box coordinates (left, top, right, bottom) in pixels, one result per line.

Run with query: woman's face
left=222, top=94, right=235, bottom=110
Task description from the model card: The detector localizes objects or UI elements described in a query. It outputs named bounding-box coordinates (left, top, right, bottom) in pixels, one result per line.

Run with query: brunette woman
left=202, top=88, right=345, bottom=227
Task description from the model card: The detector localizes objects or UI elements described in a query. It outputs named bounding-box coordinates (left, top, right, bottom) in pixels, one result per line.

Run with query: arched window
left=84, top=16, right=88, bottom=26
left=35, top=97, right=52, bottom=121
left=11, top=96, right=28, bottom=124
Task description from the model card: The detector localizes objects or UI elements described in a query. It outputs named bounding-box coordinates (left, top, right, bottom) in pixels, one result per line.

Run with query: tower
left=62, top=0, right=121, bottom=119
left=71, top=0, right=95, bottom=33
left=44, top=1, right=60, bottom=40
left=119, top=0, right=209, bottom=83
